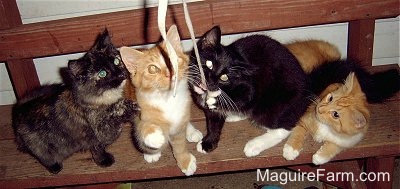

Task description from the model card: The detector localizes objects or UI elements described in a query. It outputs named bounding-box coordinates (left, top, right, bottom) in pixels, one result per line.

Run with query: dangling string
left=182, top=0, right=206, bottom=88
left=158, top=0, right=179, bottom=96
left=157, top=0, right=207, bottom=96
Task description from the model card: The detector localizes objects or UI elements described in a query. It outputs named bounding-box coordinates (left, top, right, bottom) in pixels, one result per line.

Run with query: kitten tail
left=308, top=59, right=400, bottom=103
left=365, top=69, right=400, bottom=103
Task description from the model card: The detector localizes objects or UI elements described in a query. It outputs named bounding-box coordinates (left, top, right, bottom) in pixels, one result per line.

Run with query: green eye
left=220, top=74, right=228, bottom=81
left=114, top=55, right=121, bottom=65
left=98, top=70, right=107, bottom=78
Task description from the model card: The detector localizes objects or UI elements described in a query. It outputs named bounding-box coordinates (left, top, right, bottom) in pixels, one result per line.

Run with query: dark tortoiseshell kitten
left=12, top=29, right=139, bottom=174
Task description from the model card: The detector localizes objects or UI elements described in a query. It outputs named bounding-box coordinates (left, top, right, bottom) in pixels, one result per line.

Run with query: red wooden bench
left=0, top=0, right=399, bottom=188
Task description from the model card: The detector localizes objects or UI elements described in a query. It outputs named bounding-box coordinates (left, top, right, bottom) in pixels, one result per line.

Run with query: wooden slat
left=0, top=0, right=399, bottom=61
left=288, top=160, right=368, bottom=189
left=5, top=56, right=41, bottom=99
left=1, top=0, right=41, bottom=99
left=347, top=19, right=376, bottom=67
left=365, top=156, right=396, bottom=189
left=0, top=0, right=21, bottom=29
left=0, top=96, right=399, bottom=188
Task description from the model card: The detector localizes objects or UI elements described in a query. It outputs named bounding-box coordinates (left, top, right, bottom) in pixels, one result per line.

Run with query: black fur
left=308, top=59, right=400, bottom=103
left=12, top=29, right=139, bottom=174
left=188, top=26, right=312, bottom=152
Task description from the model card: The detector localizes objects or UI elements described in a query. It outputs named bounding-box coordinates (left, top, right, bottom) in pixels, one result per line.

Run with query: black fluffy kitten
left=12, top=29, right=139, bottom=174
left=188, top=26, right=312, bottom=156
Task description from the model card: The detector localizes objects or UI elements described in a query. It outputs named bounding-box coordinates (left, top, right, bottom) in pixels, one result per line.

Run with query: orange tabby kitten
left=283, top=72, right=370, bottom=165
left=120, top=25, right=201, bottom=176
left=286, top=39, right=341, bottom=73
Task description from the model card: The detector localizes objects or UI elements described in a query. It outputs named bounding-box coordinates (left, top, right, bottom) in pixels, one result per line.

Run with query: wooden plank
left=0, top=0, right=21, bottom=29
left=347, top=19, right=376, bottom=67
left=365, top=156, right=395, bottom=189
left=5, top=55, right=41, bottom=99
left=0, top=96, right=399, bottom=188
left=288, top=160, right=368, bottom=189
left=1, top=0, right=41, bottom=99
left=0, top=0, right=399, bottom=61
left=288, top=164, right=347, bottom=188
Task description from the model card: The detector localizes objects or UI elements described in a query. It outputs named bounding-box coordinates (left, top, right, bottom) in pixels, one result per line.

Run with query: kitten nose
left=119, top=70, right=128, bottom=79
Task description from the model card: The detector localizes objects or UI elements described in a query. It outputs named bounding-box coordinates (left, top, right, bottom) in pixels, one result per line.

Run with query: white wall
left=0, top=1, right=398, bottom=105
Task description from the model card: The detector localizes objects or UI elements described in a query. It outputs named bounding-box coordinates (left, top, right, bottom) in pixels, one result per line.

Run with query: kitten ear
left=92, top=28, right=113, bottom=51
left=120, top=46, right=143, bottom=75
left=343, top=72, right=356, bottom=93
left=199, top=25, right=221, bottom=48
left=166, top=24, right=183, bottom=52
left=353, top=110, right=367, bottom=128
left=68, top=60, right=84, bottom=78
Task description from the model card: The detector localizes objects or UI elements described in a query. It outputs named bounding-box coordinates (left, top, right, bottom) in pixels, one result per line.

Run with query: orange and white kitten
left=120, top=25, right=201, bottom=176
left=286, top=39, right=341, bottom=73
left=283, top=72, right=370, bottom=165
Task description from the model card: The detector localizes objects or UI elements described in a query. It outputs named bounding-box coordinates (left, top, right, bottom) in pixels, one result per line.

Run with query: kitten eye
left=148, top=65, right=160, bottom=74
left=220, top=74, right=229, bottom=82
left=326, top=93, right=333, bottom=103
left=98, top=70, right=107, bottom=78
left=331, top=111, right=340, bottom=119
left=114, top=55, right=121, bottom=66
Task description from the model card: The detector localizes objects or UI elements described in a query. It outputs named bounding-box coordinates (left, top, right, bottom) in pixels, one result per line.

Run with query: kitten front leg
left=197, top=111, right=225, bottom=153
left=312, top=141, right=344, bottom=165
left=139, top=121, right=166, bottom=149
left=90, top=145, right=114, bottom=167
left=283, top=124, right=308, bottom=160
left=244, top=128, right=291, bottom=157
left=170, top=126, right=197, bottom=176
left=186, top=122, right=203, bottom=143
left=110, top=99, right=140, bottom=121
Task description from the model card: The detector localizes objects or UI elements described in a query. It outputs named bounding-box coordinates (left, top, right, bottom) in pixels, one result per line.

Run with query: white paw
left=312, top=153, right=330, bottom=165
left=225, top=114, right=247, bottom=122
left=196, top=141, right=207, bottom=154
left=144, top=152, right=161, bottom=163
left=144, top=129, right=165, bottom=149
left=186, top=125, right=203, bottom=143
left=244, top=139, right=265, bottom=157
left=181, top=154, right=197, bottom=176
left=282, top=144, right=300, bottom=160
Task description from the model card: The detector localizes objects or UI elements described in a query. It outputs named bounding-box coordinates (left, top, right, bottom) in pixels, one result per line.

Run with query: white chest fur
left=139, top=79, right=191, bottom=135
left=314, top=122, right=364, bottom=148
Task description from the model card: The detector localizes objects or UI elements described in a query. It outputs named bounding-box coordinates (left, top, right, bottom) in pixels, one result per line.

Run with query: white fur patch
left=181, top=154, right=197, bottom=176
left=244, top=128, right=291, bottom=157
left=314, top=122, right=364, bottom=148
left=138, top=79, right=191, bottom=136
left=225, top=113, right=247, bottom=122
left=186, top=123, right=203, bottom=143
left=206, top=97, right=217, bottom=109
left=144, top=129, right=165, bottom=149
left=312, top=153, right=330, bottom=165
left=206, top=60, right=213, bottom=70
left=282, top=144, right=300, bottom=160
left=144, top=152, right=162, bottom=163
left=196, top=141, right=207, bottom=154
